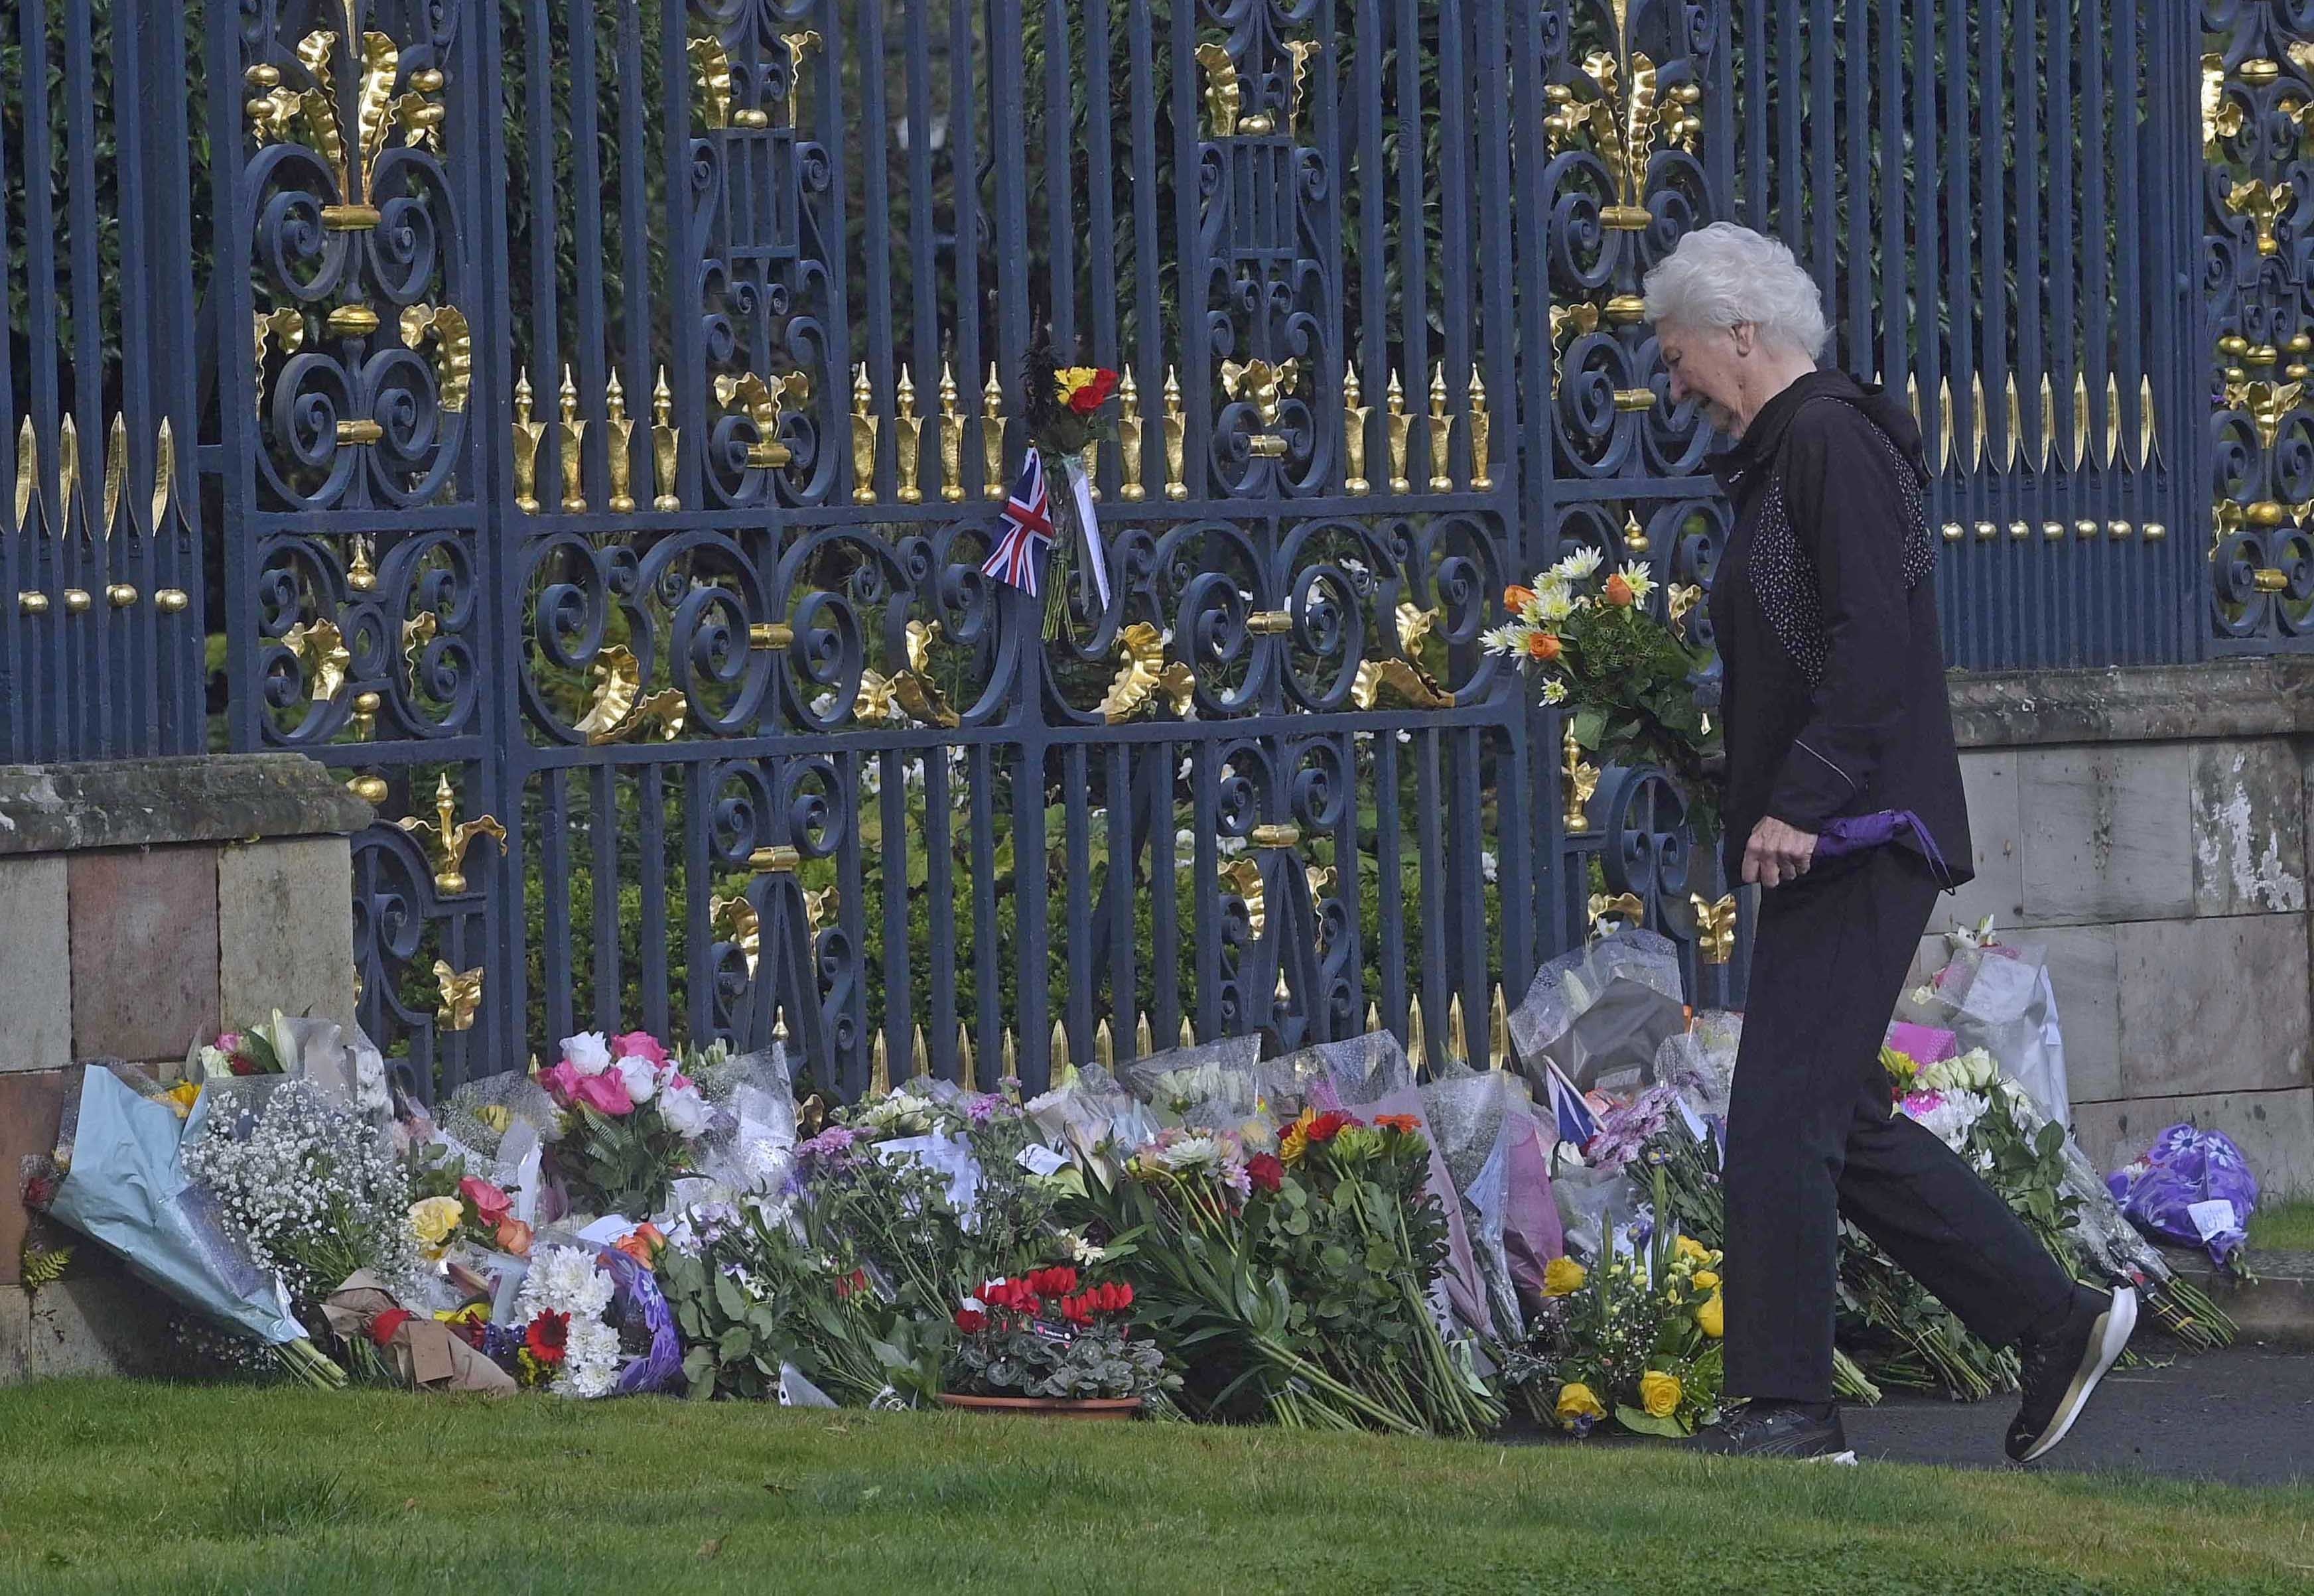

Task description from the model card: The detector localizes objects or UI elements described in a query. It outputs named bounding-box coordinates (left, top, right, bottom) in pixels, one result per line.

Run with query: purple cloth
left=2107, top=1125, right=2260, bottom=1267
left=1813, top=809, right=1958, bottom=887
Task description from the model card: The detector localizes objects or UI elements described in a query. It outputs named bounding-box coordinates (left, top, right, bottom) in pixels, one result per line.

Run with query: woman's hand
left=1743, top=817, right=1818, bottom=889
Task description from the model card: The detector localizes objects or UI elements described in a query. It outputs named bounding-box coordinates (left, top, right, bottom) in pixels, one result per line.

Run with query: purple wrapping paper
left=2108, top=1125, right=2260, bottom=1267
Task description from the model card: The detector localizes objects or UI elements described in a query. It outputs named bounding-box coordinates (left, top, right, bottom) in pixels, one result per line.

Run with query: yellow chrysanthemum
left=1696, top=1289, right=1724, bottom=1339
left=1542, top=1256, right=1588, bottom=1297
left=1555, top=1382, right=1607, bottom=1428
left=1639, top=1369, right=1682, bottom=1419
left=1278, top=1108, right=1317, bottom=1167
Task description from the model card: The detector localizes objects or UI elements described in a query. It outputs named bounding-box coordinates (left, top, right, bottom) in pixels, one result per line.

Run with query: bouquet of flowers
left=499, top=1232, right=682, bottom=1398
left=1503, top=1165, right=1724, bottom=1437
left=537, top=1030, right=719, bottom=1219
left=947, top=1266, right=1174, bottom=1403
left=1020, top=335, right=1121, bottom=638
left=1485, top=545, right=1721, bottom=837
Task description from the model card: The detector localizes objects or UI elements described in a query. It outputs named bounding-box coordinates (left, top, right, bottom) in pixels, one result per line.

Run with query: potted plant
left=939, top=1266, right=1177, bottom=1418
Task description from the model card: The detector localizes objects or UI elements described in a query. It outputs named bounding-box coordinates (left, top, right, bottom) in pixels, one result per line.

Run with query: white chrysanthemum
left=1616, top=561, right=1657, bottom=602
left=1482, top=624, right=1527, bottom=656
left=1542, top=679, right=1569, bottom=706
left=515, top=1244, right=624, bottom=1399
left=1552, top=545, right=1605, bottom=582
left=1904, top=1089, right=1989, bottom=1152
left=1538, top=586, right=1579, bottom=623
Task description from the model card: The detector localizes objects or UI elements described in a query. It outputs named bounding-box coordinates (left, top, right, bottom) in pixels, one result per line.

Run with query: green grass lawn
left=0, top=1382, right=2309, bottom=1595
left=2249, top=1199, right=2314, bottom=1254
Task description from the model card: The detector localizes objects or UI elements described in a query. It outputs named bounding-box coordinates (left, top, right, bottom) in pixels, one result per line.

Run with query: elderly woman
left=1642, top=224, right=2134, bottom=1463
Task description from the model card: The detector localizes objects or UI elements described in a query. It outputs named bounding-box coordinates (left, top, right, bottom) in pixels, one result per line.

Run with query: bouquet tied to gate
left=1486, top=545, right=1722, bottom=838
left=1021, top=334, right=1121, bottom=639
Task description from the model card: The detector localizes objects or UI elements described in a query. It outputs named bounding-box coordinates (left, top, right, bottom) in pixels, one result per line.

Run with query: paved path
left=1843, top=1346, right=2314, bottom=1485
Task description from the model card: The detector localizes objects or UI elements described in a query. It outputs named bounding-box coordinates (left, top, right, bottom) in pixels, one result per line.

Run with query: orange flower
left=1375, top=1113, right=1423, bottom=1135
left=1504, top=584, right=1537, bottom=614
left=1527, top=632, right=1563, bottom=663
left=494, top=1219, right=534, bottom=1257
left=1603, top=573, right=1635, bottom=607
left=611, top=1223, right=666, bottom=1266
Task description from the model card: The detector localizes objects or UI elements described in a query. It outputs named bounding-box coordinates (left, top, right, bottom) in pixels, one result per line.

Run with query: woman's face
left=1657, top=318, right=1749, bottom=436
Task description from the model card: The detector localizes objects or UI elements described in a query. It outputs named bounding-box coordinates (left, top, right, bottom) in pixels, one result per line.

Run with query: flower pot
left=936, top=1393, right=1141, bottom=1420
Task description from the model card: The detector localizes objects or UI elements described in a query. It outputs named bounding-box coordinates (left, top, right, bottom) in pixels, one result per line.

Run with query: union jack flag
left=980, top=448, right=1054, bottom=595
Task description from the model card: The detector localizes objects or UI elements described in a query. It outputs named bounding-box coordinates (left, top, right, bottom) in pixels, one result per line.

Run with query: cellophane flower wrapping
left=1418, top=1064, right=1564, bottom=1342
left=1509, top=929, right=1689, bottom=1098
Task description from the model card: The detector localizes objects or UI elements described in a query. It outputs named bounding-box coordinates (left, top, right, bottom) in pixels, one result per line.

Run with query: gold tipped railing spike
left=1050, top=1018, right=1073, bottom=1075
left=1343, top=364, right=1372, bottom=496
left=1118, top=369, right=1146, bottom=502
left=1179, top=1014, right=1196, bottom=1049
left=1002, top=1028, right=1020, bottom=1081
left=57, top=416, right=82, bottom=541
left=1968, top=371, right=1988, bottom=470
left=2071, top=371, right=2091, bottom=471
left=1427, top=367, right=1456, bottom=492
left=149, top=416, right=176, bottom=537
left=1446, top=992, right=1469, bottom=1065
left=870, top=1031, right=891, bottom=1096
left=938, top=362, right=966, bottom=503
left=2105, top=371, right=2123, bottom=470
left=851, top=364, right=880, bottom=505
left=2005, top=373, right=2023, bottom=471
left=1162, top=367, right=1189, bottom=500
left=100, top=413, right=127, bottom=543
left=957, top=1022, right=977, bottom=1083
left=1407, top=1001, right=1430, bottom=1077
left=1490, top=984, right=1512, bottom=1071
left=1385, top=371, right=1413, bottom=494
left=1366, top=1001, right=1383, bottom=1037
left=512, top=371, right=544, bottom=514
left=604, top=370, right=636, bottom=514
left=1469, top=367, right=1494, bottom=491
left=2038, top=371, right=2058, bottom=470
left=894, top=367, right=924, bottom=504
left=1136, top=1012, right=1156, bottom=1058
left=982, top=364, right=1008, bottom=499
left=2141, top=373, right=2159, bottom=469
left=557, top=367, right=588, bottom=513
left=399, top=773, right=508, bottom=897
left=912, top=1023, right=931, bottom=1080
left=1935, top=377, right=1955, bottom=474
left=1095, top=1018, right=1116, bottom=1070
left=650, top=367, right=681, bottom=512
left=13, top=415, right=37, bottom=535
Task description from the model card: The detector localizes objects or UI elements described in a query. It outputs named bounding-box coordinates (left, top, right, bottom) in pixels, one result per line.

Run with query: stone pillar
left=1927, top=660, right=2314, bottom=1197
left=0, top=754, right=369, bottom=1382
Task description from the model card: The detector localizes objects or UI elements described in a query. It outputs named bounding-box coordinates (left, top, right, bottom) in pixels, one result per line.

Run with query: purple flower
left=795, top=1124, right=860, bottom=1163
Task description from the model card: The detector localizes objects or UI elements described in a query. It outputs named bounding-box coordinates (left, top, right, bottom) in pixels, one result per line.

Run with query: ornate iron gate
left=52, top=0, right=2201, bottom=1095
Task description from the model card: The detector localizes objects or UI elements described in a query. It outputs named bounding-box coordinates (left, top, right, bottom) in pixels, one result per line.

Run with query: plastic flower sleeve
left=1509, top=929, right=1688, bottom=1098
left=2108, top=1124, right=2260, bottom=1268
left=1419, top=1066, right=1564, bottom=1340
left=42, top=1065, right=308, bottom=1347
left=1913, top=937, right=2072, bottom=1130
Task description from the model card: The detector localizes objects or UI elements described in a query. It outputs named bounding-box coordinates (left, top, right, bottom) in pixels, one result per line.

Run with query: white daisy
left=1616, top=561, right=1657, bottom=603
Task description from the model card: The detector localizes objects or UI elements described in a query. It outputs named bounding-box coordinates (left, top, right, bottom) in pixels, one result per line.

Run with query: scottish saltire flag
left=981, top=448, right=1054, bottom=595
left=1545, top=1059, right=1599, bottom=1149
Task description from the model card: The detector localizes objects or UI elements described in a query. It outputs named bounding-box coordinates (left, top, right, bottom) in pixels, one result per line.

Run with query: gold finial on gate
left=1562, top=722, right=1599, bottom=828
left=512, top=371, right=544, bottom=514
left=1468, top=367, right=1493, bottom=491
left=1343, top=364, right=1372, bottom=496
left=1428, top=367, right=1456, bottom=492
left=1692, top=892, right=1738, bottom=964
left=433, top=963, right=484, bottom=1032
left=894, top=367, right=924, bottom=504
left=650, top=367, right=682, bottom=512
left=1162, top=367, right=1189, bottom=500
left=982, top=364, right=1008, bottom=499
left=1195, top=42, right=1242, bottom=138
left=401, top=773, right=508, bottom=898
left=558, top=367, right=589, bottom=513
left=851, top=364, right=880, bottom=505
left=1385, top=371, right=1412, bottom=494
left=939, top=362, right=966, bottom=503
left=604, top=371, right=636, bottom=513
left=1118, top=369, right=1146, bottom=501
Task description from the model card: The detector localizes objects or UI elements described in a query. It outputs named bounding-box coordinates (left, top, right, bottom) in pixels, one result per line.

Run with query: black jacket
left=1702, top=370, right=1973, bottom=890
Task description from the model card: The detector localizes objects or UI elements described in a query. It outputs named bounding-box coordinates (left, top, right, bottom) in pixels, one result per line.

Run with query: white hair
left=1641, top=223, right=1830, bottom=360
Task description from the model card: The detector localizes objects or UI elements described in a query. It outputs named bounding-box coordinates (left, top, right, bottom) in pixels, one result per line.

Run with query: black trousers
left=1722, top=847, right=2076, bottom=1403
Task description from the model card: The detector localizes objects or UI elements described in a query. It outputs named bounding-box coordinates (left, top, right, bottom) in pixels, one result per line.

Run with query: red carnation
left=1065, top=368, right=1119, bottom=416
left=368, top=1308, right=413, bottom=1349
left=524, top=1309, right=571, bottom=1365
left=1307, top=1111, right=1354, bottom=1144
left=1247, top=1152, right=1284, bottom=1194
left=834, top=1268, right=870, bottom=1301
left=954, top=1306, right=988, bottom=1333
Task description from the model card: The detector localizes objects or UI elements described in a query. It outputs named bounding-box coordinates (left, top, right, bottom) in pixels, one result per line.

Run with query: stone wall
left=1, top=754, right=369, bottom=1382
left=1926, top=659, right=2314, bottom=1197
